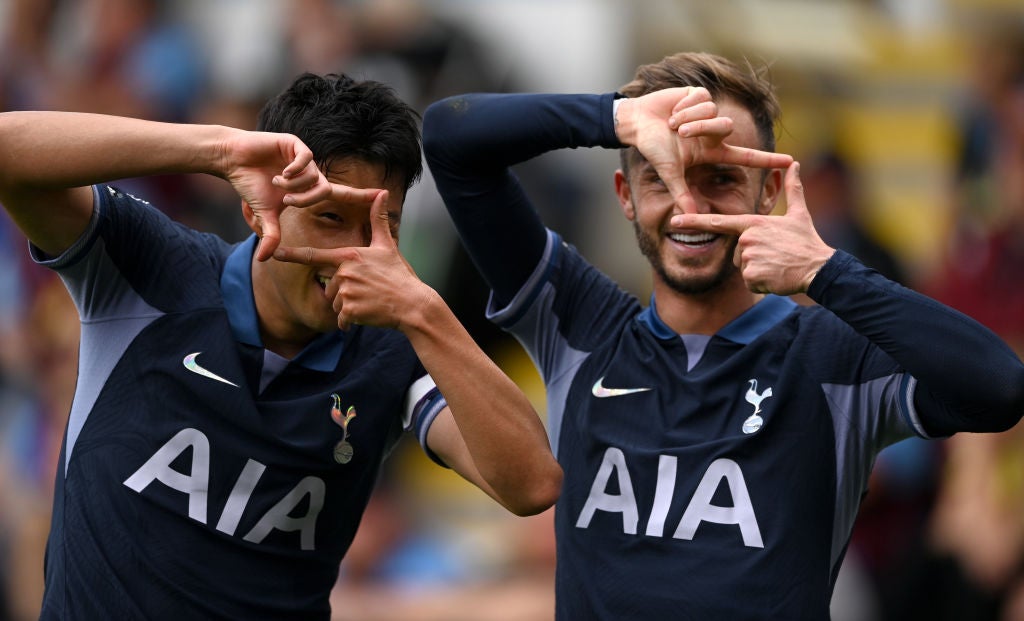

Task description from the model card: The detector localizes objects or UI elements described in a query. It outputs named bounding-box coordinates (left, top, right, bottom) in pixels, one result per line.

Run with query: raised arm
left=673, top=165, right=1024, bottom=435
left=0, top=111, right=332, bottom=260
left=423, top=89, right=791, bottom=304
left=423, top=93, right=621, bottom=305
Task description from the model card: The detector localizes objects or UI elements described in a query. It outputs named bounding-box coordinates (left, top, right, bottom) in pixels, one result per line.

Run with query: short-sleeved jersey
left=36, top=185, right=446, bottom=620
left=490, top=234, right=920, bottom=620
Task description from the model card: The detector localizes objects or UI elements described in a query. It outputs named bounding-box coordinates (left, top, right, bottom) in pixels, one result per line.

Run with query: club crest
left=329, top=393, right=357, bottom=464
left=742, top=379, right=772, bottom=434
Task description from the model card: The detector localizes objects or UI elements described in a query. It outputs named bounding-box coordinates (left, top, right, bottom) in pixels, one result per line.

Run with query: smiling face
left=251, top=157, right=406, bottom=352
left=616, top=99, right=781, bottom=297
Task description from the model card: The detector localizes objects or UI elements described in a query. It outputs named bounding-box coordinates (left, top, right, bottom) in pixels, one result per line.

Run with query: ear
left=614, top=169, right=636, bottom=221
left=758, top=168, right=784, bottom=216
left=241, top=200, right=261, bottom=235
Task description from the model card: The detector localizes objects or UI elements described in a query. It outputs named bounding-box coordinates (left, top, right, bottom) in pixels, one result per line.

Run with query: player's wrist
left=208, top=125, right=251, bottom=179
left=801, top=247, right=837, bottom=291
left=395, top=285, right=445, bottom=335
left=613, top=98, right=635, bottom=145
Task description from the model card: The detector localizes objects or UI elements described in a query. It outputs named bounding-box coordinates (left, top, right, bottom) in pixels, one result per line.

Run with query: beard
left=633, top=220, right=739, bottom=295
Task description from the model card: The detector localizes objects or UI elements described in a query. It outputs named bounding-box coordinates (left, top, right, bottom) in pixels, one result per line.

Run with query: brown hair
left=619, top=52, right=781, bottom=174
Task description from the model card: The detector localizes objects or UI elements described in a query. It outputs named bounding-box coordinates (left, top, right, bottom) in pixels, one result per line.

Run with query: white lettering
left=574, top=451, right=764, bottom=548
left=124, top=428, right=210, bottom=522
left=243, top=477, right=325, bottom=550
left=675, top=458, right=764, bottom=548
left=124, top=428, right=326, bottom=550
left=645, top=455, right=677, bottom=537
left=216, top=459, right=267, bottom=536
left=575, top=447, right=639, bottom=534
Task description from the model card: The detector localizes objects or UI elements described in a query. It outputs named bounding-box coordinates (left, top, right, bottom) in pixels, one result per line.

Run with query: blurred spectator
left=331, top=462, right=556, bottom=621
left=801, top=149, right=908, bottom=284
left=49, top=0, right=206, bottom=122
left=911, top=16, right=1024, bottom=621
left=0, top=276, right=78, bottom=620
left=926, top=18, right=1024, bottom=352
left=0, top=0, right=59, bottom=112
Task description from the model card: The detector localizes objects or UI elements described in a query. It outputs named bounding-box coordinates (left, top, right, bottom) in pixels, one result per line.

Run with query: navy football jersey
left=491, top=233, right=918, bottom=620
left=424, top=91, right=1024, bottom=620
left=35, top=185, right=446, bottom=620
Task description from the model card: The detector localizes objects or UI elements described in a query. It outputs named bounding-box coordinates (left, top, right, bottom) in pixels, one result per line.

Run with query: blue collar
left=220, top=234, right=346, bottom=371
left=638, top=293, right=797, bottom=344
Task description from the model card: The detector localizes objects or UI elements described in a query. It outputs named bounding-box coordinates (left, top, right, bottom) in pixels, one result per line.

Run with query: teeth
left=669, top=232, right=716, bottom=244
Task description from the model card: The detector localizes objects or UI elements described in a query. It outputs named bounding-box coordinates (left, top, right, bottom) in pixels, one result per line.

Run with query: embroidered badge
left=742, top=379, right=772, bottom=434
left=330, top=393, right=357, bottom=464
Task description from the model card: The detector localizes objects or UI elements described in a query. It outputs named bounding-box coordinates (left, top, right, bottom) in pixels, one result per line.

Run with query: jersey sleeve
left=423, top=92, right=622, bottom=308
left=808, top=250, right=1024, bottom=436
left=403, top=373, right=449, bottom=467
left=29, top=184, right=229, bottom=320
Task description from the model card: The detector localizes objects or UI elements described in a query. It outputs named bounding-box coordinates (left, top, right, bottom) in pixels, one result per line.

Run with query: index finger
left=284, top=181, right=379, bottom=208
left=722, top=145, right=793, bottom=170
left=670, top=212, right=759, bottom=235
left=282, top=141, right=315, bottom=179
left=273, top=244, right=354, bottom=267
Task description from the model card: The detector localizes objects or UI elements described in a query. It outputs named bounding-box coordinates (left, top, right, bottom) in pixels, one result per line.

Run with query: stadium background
left=0, top=0, right=1022, bottom=619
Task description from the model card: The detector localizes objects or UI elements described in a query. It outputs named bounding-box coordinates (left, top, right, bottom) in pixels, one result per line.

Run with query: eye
left=641, top=172, right=667, bottom=189
left=319, top=211, right=342, bottom=223
left=711, top=172, right=738, bottom=186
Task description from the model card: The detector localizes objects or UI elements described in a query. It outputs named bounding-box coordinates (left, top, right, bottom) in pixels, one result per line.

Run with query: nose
left=673, top=190, right=710, bottom=215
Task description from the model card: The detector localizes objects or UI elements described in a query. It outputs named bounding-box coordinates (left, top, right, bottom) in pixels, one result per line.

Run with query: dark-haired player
left=0, top=72, right=561, bottom=620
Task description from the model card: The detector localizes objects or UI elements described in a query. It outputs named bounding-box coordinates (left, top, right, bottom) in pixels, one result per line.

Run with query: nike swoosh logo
left=592, top=377, right=652, bottom=398
left=183, top=352, right=238, bottom=387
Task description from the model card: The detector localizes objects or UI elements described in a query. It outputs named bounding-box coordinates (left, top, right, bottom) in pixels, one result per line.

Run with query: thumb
left=255, top=211, right=281, bottom=262
left=368, top=190, right=395, bottom=248
left=782, top=162, right=809, bottom=220
left=661, top=173, right=698, bottom=213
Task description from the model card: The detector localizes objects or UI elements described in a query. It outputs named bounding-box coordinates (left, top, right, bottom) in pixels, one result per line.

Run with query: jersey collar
left=638, top=293, right=797, bottom=344
left=221, top=234, right=345, bottom=372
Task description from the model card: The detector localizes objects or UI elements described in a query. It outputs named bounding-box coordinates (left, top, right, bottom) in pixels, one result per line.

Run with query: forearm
left=423, top=92, right=619, bottom=304
left=0, top=111, right=231, bottom=191
left=809, top=251, right=1024, bottom=433
left=401, top=291, right=562, bottom=515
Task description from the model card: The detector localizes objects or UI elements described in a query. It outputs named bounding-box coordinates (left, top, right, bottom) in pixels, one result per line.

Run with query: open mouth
left=668, top=231, right=718, bottom=247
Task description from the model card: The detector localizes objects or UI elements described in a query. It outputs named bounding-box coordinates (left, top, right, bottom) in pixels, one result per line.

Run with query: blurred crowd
left=0, top=1, right=1022, bottom=620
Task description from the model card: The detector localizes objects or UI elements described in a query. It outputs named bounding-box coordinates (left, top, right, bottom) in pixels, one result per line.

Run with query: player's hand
left=670, top=162, right=835, bottom=295
left=272, top=190, right=434, bottom=331
left=666, top=88, right=794, bottom=171
left=618, top=87, right=793, bottom=211
left=219, top=129, right=333, bottom=261
left=616, top=87, right=719, bottom=210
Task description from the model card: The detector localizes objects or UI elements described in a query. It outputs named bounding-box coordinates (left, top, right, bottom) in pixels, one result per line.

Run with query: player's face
left=259, top=157, right=406, bottom=340
left=624, top=100, right=778, bottom=296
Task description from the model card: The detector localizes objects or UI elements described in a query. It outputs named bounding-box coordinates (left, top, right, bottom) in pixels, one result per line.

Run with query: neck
left=250, top=260, right=316, bottom=360
left=651, top=274, right=763, bottom=336
left=258, top=330, right=312, bottom=360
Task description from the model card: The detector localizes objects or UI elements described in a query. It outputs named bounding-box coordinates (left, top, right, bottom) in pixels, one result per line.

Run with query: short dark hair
left=257, top=73, right=423, bottom=192
left=618, top=53, right=781, bottom=175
